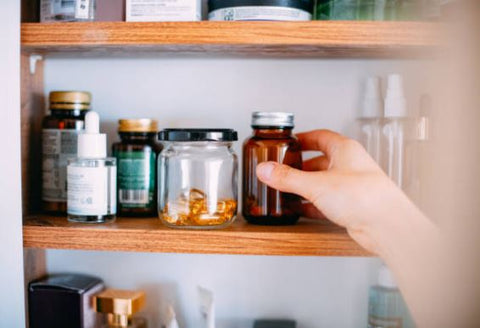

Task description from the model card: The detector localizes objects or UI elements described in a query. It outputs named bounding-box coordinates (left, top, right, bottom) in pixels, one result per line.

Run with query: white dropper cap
left=378, top=264, right=397, bottom=288
left=361, top=76, right=383, bottom=118
left=77, top=111, right=107, bottom=158
left=384, top=74, right=407, bottom=118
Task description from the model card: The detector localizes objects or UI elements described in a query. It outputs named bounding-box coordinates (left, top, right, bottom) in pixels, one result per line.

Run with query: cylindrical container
left=157, top=129, right=238, bottom=229
left=112, top=119, right=162, bottom=217
left=67, top=111, right=116, bottom=224
left=42, top=91, right=91, bottom=214
left=368, top=265, right=415, bottom=328
left=208, top=0, right=314, bottom=21
left=357, top=76, right=383, bottom=164
left=242, top=112, right=302, bottom=225
left=40, top=0, right=96, bottom=22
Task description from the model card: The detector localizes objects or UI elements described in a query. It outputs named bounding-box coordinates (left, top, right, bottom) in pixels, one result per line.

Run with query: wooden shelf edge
left=23, top=215, right=371, bottom=257
left=21, top=21, right=441, bottom=58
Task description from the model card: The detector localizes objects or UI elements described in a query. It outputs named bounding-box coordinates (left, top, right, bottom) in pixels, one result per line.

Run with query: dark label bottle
left=42, top=91, right=91, bottom=214
left=242, top=112, right=302, bottom=225
left=112, top=119, right=162, bottom=217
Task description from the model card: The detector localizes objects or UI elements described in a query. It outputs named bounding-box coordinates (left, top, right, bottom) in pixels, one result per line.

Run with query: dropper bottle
left=357, top=76, right=383, bottom=164
left=67, top=111, right=117, bottom=223
left=367, top=264, right=415, bottom=328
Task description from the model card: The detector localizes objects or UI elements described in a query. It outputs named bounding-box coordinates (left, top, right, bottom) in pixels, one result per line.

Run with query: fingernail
left=257, top=162, right=276, bottom=181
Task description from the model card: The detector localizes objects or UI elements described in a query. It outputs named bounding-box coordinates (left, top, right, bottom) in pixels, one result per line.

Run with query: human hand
left=256, top=129, right=418, bottom=255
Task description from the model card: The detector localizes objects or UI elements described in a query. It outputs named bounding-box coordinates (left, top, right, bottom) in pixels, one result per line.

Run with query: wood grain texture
left=23, top=215, right=371, bottom=256
left=21, top=21, right=440, bottom=58
left=21, top=54, right=44, bottom=214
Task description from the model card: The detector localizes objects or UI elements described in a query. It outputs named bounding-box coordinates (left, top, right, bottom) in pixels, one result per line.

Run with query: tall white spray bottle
left=358, top=76, right=384, bottom=164
left=381, top=74, right=410, bottom=188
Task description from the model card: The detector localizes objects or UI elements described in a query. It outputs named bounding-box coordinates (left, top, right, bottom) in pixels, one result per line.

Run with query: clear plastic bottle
left=67, top=111, right=116, bottom=223
left=368, top=264, right=415, bottom=328
left=357, top=76, right=383, bottom=164
left=381, top=74, right=412, bottom=189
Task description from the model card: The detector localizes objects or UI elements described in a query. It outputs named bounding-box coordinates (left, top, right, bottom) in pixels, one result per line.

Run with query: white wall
left=0, top=1, right=25, bottom=327
left=44, top=57, right=434, bottom=328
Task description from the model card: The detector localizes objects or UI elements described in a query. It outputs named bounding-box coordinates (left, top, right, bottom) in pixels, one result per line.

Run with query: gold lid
left=94, top=289, right=146, bottom=316
left=118, top=119, right=158, bottom=133
left=49, top=91, right=91, bottom=110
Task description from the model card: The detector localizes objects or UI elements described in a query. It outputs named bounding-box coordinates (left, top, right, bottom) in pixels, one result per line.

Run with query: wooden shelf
left=23, top=215, right=370, bottom=257
left=21, top=21, right=440, bottom=58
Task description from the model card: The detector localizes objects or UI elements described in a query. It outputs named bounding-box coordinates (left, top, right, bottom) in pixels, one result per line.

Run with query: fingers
left=256, top=162, right=324, bottom=201
left=302, top=155, right=330, bottom=171
left=301, top=202, right=327, bottom=220
left=296, top=129, right=346, bottom=154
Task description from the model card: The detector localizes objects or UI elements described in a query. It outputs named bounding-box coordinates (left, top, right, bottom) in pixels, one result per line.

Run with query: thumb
left=256, top=162, right=322, bottom=202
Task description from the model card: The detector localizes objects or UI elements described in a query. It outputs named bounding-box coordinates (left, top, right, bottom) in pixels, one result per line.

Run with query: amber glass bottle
left=242, top=112, right=302, bottom=225
left=42, top=91, right=91, bottom=214
left=112, top=119, right=162, bottom=217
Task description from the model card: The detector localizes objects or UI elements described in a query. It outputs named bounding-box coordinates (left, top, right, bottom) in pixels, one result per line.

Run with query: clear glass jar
left=157, top=129, right=238, bottom=229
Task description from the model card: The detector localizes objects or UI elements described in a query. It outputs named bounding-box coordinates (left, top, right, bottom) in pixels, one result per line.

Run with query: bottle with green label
left=112, top=119, right=162, bottom=217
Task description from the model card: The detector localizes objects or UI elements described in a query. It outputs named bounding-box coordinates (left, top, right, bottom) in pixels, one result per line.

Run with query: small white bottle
left=67, top=111, right=116, bottom=223
left=381, top=74, right=411, bottom=189
left=358, top=76, right=384, bottom=164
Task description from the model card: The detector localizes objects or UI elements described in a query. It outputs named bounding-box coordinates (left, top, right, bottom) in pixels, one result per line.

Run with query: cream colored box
left=126, top=0, right=202, bottom=22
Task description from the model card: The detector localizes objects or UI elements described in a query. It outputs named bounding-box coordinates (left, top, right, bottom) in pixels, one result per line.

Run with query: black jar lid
left=158, top=129, right=238, bottom=142
left=208, top=0, right=314, bottom=12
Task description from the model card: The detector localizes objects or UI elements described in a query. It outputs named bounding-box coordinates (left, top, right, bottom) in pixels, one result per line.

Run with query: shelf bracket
left=29, top=55, right=43, bottom=75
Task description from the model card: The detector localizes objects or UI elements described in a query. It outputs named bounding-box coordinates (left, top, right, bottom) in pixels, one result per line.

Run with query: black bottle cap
left=158, top=129, right=238, bottom=142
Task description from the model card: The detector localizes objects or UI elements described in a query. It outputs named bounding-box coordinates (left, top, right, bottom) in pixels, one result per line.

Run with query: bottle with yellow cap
left=94, top=289, right=147, bottom=328
left=112, top=119, right=162, bottom=217
left=42, top=91, right=91, bottom=214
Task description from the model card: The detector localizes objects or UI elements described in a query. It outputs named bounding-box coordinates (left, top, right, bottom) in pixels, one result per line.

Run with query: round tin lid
left=49, top=91, right=91, bottom=110
left=158, top=129, right=238, bottom=142
left=251, top=111, right=295, bottom=128
left=118, top=119, right=158, bottom=133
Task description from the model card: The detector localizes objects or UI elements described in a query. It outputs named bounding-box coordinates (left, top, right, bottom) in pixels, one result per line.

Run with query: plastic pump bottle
left=368, top=264, right=415, bottom=328
left=358, top=76, right=384, bottom=164
left=67, top=111, right=117, bottom=223
left=381, top=74, right=410, bottom=189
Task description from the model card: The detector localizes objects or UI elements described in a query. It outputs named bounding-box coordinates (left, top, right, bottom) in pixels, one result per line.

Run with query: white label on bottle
left=42, top=129, right=79, bottom=202
left=208, top=6, right=312, bottom=21
left=67, top=165, right=116, bottom=216
left=75, top=0, right=91, bottom=19
left=126, top=0, right=201, bottom=22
